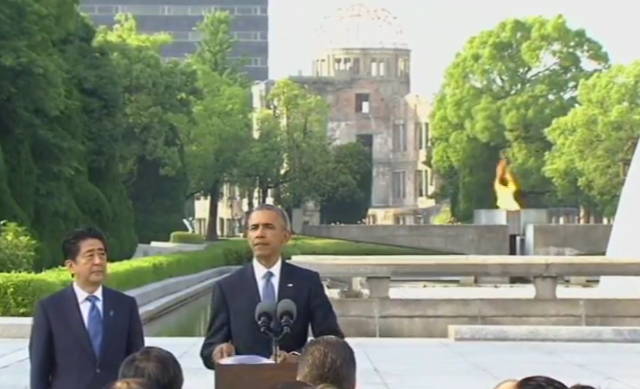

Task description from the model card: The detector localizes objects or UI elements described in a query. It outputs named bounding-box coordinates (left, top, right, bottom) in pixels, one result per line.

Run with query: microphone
left=276, top=299, right=297, bottom=334
left=254, top=301, right=277, bottom=333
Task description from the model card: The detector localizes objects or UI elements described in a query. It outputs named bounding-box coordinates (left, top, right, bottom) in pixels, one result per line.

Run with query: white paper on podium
left=218, top=355, right=275, bottom=364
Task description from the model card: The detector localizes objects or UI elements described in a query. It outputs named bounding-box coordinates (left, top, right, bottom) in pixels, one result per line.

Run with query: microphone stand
left=260, top=322, right=291, bottom=363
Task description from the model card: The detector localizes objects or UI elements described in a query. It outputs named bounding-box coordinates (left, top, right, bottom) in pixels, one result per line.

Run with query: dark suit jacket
left=200, top=261, right=344, bottom=369
left=29, top=285, right=145, bottom=389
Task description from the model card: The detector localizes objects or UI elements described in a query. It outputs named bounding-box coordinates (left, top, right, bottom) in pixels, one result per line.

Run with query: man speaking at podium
left=200, top=204, right=343, bottom=369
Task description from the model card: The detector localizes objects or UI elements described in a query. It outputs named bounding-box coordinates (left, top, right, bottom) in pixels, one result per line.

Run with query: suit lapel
left=99, top=287, right=115, bottom=361
left=245, top=264, right=261, bottom=308
left=278, top=262, right=296, bottom=303
left=63, top=286, right=96, bottom=361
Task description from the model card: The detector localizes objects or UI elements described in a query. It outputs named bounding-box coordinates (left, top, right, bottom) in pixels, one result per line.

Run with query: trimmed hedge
left=0, top=236, right=434, bottom=317
left=170, top=231, right=205, bottom=244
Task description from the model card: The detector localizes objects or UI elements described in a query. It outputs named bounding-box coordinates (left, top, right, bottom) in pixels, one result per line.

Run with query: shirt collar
left=252, top=258, right=282, bottom=280
left=73, top=282, right=103, bottom=303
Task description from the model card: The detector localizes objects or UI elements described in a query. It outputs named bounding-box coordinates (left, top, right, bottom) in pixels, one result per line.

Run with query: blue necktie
left=86, top=295, right=103, bottom=357
left=262, top=271, right=276, bottom=303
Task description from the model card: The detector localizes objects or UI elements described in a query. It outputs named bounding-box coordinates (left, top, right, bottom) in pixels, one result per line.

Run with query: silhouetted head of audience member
left=103, top=378, right=157, bottom=389
left=118, top=346, right=183, bottom=389
left=296, top=336, right=356, bottom=389
left=269, top=380, right=315, bottom=389
left=569, top=385, right=596, bottom=389
left=516, top=376, right=568, bottom=389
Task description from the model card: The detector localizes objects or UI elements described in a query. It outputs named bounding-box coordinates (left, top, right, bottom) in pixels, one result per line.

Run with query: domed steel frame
left=315, top=2, right=409, bottom=51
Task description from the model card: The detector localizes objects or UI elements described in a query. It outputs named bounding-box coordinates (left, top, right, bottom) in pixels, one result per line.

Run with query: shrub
left=0, top=236, right=437, bottom=317
left=0, top=221, right=38, bottom=272
left=169, top=231, right=205, bottom=244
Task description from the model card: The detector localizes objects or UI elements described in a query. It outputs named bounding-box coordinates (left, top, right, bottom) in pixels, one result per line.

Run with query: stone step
left=448, top=325, right=640, bottom=343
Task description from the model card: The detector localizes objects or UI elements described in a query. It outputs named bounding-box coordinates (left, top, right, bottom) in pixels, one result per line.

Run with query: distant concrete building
left=194, top=3, right=440, bottom=236
left=296, top=3, right=440, bottom=225
left=79, top=0, right=269, bottom=80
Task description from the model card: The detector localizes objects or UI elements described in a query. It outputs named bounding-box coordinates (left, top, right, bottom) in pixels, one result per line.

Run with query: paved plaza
left=1, top=337, right=638, bottom=389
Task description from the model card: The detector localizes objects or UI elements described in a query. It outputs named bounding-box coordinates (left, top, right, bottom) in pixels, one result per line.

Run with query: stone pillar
left=291, top=208, right=303, bottom=233
left=533, top=276, right=558, bottom=299
left=339, top=277, right=363, bottom=298
left=366, top=276, right=391, bottom=298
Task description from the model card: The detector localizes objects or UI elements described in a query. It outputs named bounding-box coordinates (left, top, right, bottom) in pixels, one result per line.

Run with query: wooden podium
left=215, top=362, right=298, bottom=389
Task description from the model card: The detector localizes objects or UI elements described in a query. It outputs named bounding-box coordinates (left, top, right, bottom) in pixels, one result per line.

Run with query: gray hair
left=248, top=204, right=291, bottom=231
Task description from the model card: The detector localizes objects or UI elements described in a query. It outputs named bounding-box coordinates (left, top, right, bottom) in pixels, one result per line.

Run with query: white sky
left=269, top=0, right=638, bottom=96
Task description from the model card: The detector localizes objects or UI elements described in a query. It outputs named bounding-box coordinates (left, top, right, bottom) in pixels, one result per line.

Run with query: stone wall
left=525, top=224, right=612, bottom=255
left=302, top=224, right=510, bottom=254
left=332, top=298, right=640, bottom=337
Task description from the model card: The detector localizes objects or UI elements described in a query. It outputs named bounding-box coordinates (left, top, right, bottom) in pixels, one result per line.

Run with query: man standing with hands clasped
left=200, top=204, right=344, bottom=368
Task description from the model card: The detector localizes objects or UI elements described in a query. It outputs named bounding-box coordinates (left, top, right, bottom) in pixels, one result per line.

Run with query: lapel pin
left=109, top=310, right=114, bottom=317
left=287, top=284, right=293, bottom=287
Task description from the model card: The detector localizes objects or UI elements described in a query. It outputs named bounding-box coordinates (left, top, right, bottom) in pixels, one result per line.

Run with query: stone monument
left=598, top=139, right=640, bottom=296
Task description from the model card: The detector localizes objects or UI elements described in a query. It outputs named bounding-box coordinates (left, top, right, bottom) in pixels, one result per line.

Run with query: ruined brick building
left=195, top=3, right=440, bottom=236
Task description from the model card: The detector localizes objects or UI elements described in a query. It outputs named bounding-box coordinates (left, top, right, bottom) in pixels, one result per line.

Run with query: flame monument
left=494, top=158, right=524, bottom=211
left=598, top=140, right=640, bottom=296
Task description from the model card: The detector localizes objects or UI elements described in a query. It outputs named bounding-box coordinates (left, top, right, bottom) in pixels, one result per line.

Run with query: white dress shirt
left=253, top=258, right=282, bottom=301
left=72, top=282, right=103, bottom=328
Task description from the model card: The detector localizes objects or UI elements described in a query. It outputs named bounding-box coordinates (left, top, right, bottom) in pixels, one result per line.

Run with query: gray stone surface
left=1, top=338, right=639, bottom=389
left=132, top=242, right=206, bottom=259
left=449, top=325, right=640, bottom=343
left=290, top=255, right=640, bottom=277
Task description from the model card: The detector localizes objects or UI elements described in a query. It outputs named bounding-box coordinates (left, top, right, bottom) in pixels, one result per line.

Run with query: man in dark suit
left=200, top=204, right=344, bottom=369
left=29, top=227, right=145, bottom=389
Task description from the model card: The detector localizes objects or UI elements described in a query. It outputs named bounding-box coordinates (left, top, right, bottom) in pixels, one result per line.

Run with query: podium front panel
left=215, top=363, right=298, bottom=389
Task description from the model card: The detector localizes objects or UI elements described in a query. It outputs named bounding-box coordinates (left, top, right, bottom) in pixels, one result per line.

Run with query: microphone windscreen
left=255, top=301, right=277, bottom=323
left=276, top=299, right=297, bottom=321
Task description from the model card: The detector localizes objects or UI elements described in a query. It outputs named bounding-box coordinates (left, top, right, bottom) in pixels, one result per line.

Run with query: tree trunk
left=259, top=186, right=269, bottom=204
left=206, top=182, right=221, bottom=241
left=580, top=206, right=591, bottom=224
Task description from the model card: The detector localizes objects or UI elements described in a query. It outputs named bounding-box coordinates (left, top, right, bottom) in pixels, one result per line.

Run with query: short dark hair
left=118, top=347, right=183, bottom=389
left=62, top=227, right=108, bottom=260
left=247, top=204, right=291, bottom=230
left=103, top=379, right=157, bottom=389
left=518, top=376, right=568, bottom=389
left=297, top=336, right=356, bottom=389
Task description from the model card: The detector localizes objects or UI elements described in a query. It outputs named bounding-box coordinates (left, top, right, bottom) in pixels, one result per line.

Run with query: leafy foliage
left=320, top=143, right=372, bottom=224
left=182, top=11, right=253, bottom=240
left=0, top=1, right=400, bottom=272
left=545, top=61, right=640, bottom=216
left=0, top=222, right=38, bottom=272
left=252, top=79, right=332, bottom=209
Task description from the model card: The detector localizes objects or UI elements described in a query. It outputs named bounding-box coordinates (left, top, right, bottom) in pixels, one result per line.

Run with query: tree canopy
left=545, top=61, right=640, bottom=217
left=1, top=3, right=370, bottom=269
left=430, top=15, right=609, bottom=220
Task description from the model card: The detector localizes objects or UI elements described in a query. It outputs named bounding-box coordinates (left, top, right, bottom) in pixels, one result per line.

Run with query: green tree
left=237, top=109, right=285, bottom=206
left=263, top=79, right=332, bottom=211
left=182, top=11, right=252, bottom=240
left=1, top=3, right=139, bottom=268
left=545, top=61, right=640, bottom=217
left=319, top=142, right=372, bottom=224
left=95, top=14, right=191, bottom=243
left=430, top=15, right=609, bottom=221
